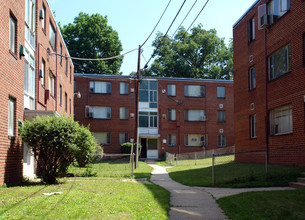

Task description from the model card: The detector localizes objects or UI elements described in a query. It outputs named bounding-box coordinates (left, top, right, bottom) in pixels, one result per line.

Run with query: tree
left=21, top=116, right=96, bottom=184
left=61, top=12, right=123, bottom=74
left=145, top=25, right=232, bottom=79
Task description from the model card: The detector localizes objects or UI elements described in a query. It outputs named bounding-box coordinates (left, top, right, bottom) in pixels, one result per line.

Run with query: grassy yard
left=161, top=156, right=305, bottom=187
left=68, top=160, right=152, bottom=180
left=217, top=189, right=305, bottom=220
left=0, top=161, right=170, bottom=219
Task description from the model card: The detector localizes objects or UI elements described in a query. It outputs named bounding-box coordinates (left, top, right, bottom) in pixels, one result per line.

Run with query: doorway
left=140, top=138, right=158, bottom=159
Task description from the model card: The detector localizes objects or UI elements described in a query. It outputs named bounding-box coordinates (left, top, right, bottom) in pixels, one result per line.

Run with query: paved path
left=149, top=164, right=294, bottom=220
left=150, top=164, right=228, bottom=220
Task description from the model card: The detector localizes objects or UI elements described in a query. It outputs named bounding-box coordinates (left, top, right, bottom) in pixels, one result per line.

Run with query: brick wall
left=75, top=75, right=234, bottom=158
left=0, top=0, right=25, bottom=185
left=234, top=0, right=305, bottom=166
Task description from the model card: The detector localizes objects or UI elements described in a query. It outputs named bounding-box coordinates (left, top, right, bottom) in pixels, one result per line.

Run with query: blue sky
left=48, top=0, right=256, bottom=75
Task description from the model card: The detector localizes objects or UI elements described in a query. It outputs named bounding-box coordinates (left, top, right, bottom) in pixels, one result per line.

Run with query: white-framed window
left=119, top=133, right=129, bottom=145
left=268, top=0, right=290, bottom=23
left=139, top=112, right=158, bottom=128
left=64, top=92, right=67, bottom=112
left=87, top=106, right=111, bottom=119
left=59, top=85, right=62, bottom=106
left=249, top=66, right=256, bottom=90
left=25, top=0, right=35, bottom=48
left=92, top=132, right=111, bottom=145
left=65, top=57, right=68, bottom=75
left=268, top=44, right=291, bottom=80
left=270, top=105, right=292, bottom=135
left=49, top=21, right=56, bottom=49
left=168, top=134, right=176, bottom=146
left=24, top=50, right=35, bottom=96
left=120, top=107, right=129, bottom=119
left=185, top=110, right=206, bottom=121
left=8, top=97, right=15, bottom=136
left=185, top=85, right=205, bottom=97
left=217, top=110, right=226, bottom=123
left=49, top=72, right=55, bottom=97
left=9, top=14, right=16, bottom=54
left=41, top=59, right=45, bottom=86
left=60, top=43, right=62, bottom=65
left=120, top=82, right=129, bottom=95
left=217, top=86, right=225, bottom=98
left=139, top=80, right=158, bottom=108
left=89, top=81, right=111, bottom=94
left=41, top=4, right=46, bottom=30
left=185, top=134, right=205, bottom=146
left=168, top=109, right=176, bottom=121
left=248, top=17, right=255, bottom=42
left=217, top=135, right=226, bottom=147
left=167, top=84, right=176, bottom=96
left=250, top=114, right=257, bottom=139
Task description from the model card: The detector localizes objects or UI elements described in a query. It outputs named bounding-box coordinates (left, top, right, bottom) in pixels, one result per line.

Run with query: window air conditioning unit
left=162, top=89, right=166, bottom=94
left=130, top=113, right=134, bottom=118
left=219, top=104, right=223, bottom=109
left=260, top=14, right=272, bottom=28
left=200, top=115, right=207, bottom=121
left=219, top=129, right=224, bottom=134
left=130, top=88, right=134, bottom=93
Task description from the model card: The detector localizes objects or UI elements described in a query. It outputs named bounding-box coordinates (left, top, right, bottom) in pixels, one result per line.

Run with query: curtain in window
left=92, top=132, right=110, bottom=145
left=120, top=107, right=129, bottom=119
left=119, top=133, right=128, bottom=145
left=9, top=16, right=16, bottom=53
left=168, top=109, right=176, bottom=121
left=185, top=110, right=205, bottom=121
left=217, top=86, right=225, bottom=98
left=120, top=82, right=128, bottom=94
left=168, top=134, right=176, bottom=146
left=167, top=85, right=176, bottom=96
left=93, top=107, right=111, bottom=119
left=8, top=98, right=15, bottom=136
left=185, top=85, right=204, bottom=97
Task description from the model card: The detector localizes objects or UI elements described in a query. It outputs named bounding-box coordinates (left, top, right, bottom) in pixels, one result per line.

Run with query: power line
left=51, top=47, right=138, bottom=61
left=172, top=0, right=198, bottom=38
left=144, top=0, right=187, bottom=69
left=185, top=0, right=210, bottom=33
left=141, top=0, right=172, bottom=47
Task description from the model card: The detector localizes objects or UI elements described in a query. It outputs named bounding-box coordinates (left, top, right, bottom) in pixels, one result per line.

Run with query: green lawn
left=68, top=160, right=152, bottom=180
left=162, top=156, right=305, bottom=187
left=0, top=161, right=170, bottom=219
left=217, top=189, right=305, bottom=220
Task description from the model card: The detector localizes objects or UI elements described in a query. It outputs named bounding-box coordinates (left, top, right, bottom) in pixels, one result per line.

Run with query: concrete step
left=289, top=182, right=305, bottom=189
left=297, top=178, right=305, bottom=184
left=145, top=159, right=156, bottom=164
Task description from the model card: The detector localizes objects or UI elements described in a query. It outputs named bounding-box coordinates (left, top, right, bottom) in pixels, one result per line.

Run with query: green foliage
left=74, top=125, right=96, bottom=167
left=145, top=25, right=233, bottom=79
left=120, top=142, right=142, bottom=154
left=60, top=12, right=123, bottom=74
left=20, top=116, right=96, bottom=184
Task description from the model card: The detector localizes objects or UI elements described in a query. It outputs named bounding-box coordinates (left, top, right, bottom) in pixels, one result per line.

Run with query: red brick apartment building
left=74, top=74, right=234, bottom=159
left=0, top=0, right=74, bottom=185
left=233, top=0, right=305, bottom=166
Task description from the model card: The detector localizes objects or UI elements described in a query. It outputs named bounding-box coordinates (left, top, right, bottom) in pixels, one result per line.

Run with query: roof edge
left=233, top=0, right=262, bottom=29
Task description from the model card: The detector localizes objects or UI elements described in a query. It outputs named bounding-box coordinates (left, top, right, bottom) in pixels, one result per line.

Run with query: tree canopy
left=144, top=25, right=233, bottom=79
left=61, top=12, right=123, bottom=74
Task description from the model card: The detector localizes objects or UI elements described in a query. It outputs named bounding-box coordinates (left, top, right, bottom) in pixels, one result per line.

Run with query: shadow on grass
left=168, top=161, right=305, bottom=188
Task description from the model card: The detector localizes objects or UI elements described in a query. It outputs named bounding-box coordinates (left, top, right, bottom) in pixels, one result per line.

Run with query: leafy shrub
left=20, top=116, right=96, bottom=184
left=121, top=142, right=142, bottom=155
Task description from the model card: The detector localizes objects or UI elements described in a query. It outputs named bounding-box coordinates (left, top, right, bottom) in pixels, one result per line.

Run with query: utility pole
left=134, top=45, right=141, bottom=168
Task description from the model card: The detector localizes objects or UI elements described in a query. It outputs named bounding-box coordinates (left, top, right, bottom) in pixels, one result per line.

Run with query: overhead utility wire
left=172, top=0, right=198, bottom=37
left=185, top=0, right=210, bottom=33
left=144, top=0, right=187, bottom=69
left=51, top=47, right=138, bottom=61
left=141, top=0, right=172, bottom=47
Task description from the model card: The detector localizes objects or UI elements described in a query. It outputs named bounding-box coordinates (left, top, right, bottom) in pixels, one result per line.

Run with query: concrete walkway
left=149, top=164, right=294, bottom=220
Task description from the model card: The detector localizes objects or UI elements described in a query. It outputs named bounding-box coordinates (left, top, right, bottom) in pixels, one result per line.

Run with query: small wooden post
left=212, top=154, right=215, bottom=186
